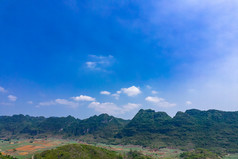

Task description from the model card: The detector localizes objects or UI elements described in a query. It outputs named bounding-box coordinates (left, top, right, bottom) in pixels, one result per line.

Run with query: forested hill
left=2, top=109, right=238, bottom=153
left=118, top=109, right=238, bottom=153
left=34, top=144, right=151, bottom=159
left=0, top=113, right=129, bottom=140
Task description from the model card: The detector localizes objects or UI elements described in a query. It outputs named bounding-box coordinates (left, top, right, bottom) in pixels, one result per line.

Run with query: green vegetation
left=34, top=144, right=151, bottom=159
left=118, top=109, right=238, bottom=153
left=0, top=152, right=16, bottom=159
left=223, top=153, right=238, bottom=159
left=126, top=150, right=152, bottom=159
left=2, top=109, right=238, bottom=154
left=180, top=148, right=219, bottom=159
left=0, top=114, right=129, bottom=142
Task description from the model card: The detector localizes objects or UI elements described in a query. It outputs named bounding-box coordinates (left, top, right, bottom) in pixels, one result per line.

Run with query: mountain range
left=1, top=109, right=238, bottom=153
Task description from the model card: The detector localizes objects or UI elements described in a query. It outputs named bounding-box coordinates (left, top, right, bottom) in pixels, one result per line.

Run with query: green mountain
left=34, top=144, right=151, bottom=159
left=2, top=109, right=238, bottom=153
left=0, top=114, right=129, bottom=141
left=118, top=109, right=238, bottom=153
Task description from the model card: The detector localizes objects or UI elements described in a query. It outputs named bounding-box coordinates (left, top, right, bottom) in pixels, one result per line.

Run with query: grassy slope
left=34, top=144, right=154, bottom=159
left=34, top=144, right=122, bottom=159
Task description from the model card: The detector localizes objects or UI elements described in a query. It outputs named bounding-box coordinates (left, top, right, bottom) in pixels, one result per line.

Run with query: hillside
left=118, top=109, right=238, bottom=153
left=2, top=109, right=238, bottom=153
left=34, top=144, right=151, bottom=159
left=0, top=153, right=16, bottom=159
left=0, top=114, right=129, bottom=141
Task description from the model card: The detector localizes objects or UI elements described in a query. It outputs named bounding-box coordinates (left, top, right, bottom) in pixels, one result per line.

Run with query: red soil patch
left=19, top=152, right=29, bottom=155
left=158, top=152, right=165, bottom=155
left=111, top=148, right=123, bottom=151
left=16, top=145, right=44, bottom=151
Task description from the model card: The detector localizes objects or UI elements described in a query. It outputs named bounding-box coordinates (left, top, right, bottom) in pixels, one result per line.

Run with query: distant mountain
left=118, top=109, right=238, bottom=153
left=0, top=114, right=129, bottom=141
left=2, top=109, right=238, bottom=153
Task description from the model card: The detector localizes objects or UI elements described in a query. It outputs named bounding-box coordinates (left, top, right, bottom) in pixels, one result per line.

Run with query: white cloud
left=186, top=101, right=192, bottom=105
left=85, top=55, right=115, bottom=71
left=86, top=61, right=97, bottom=69
left=27, top=101, right=33, bottom=104
left=152, top=90, right=158, bottom=94
left=71, top=95, right=95, bottom=102
left=37, top=99, right=79, bottom=108
left=122, top=103, right=140, bottom=113
left=55, top=99, right=79, bottom=108
left=145, top=96, right=162, bottom=103
left=121, top=86, right=141, bottom=97
left=111, top=90, right=121, bottom=99
left=37, top=101, right=56, bottom=107
left=116, top=91, right=121, bottom=94
left=145, top=96, right=176, bottom=108
left=88, top=102, right=121, bottom=115
left=88, top=102, right=140, bottom=115
left=100, top=91, right=111, bottom=95
left=0, top=86, right=7, bottom=93
left=112, top=93, right=120, bottom=100
left=8, top=95, right=17, bottom=102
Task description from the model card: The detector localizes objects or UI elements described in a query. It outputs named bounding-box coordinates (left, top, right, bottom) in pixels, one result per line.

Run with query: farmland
left=0, top=139, right=77, bottom=159
left=0, top=138, right=236, bottom=159
left=96, top=143, right=182, bottom=158
left=0, top=138, right=182, bottom=159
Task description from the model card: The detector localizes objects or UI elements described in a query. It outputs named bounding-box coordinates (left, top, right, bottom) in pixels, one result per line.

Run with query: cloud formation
left=100, top=91, right=111, bottom=95
left=8, top=95, right=17, bottom=102
left=88, top=102, right=140, bottom=115
left=55, top=99, right=79, bottom=108
left=37, top=99, right=79, bottom=108
left=112, top=93, right=120, bottom=100
left=0, top=86, right=7, bottom=93
left=121, top=86, right=141, bottom=97
left=37, top=101, right=56, bottom=107
left=186, top=101, right=192, bottom=105
left=86, top=55, right=115, bottom=71
left=145, top=96, right=176, bottom=108
left=71, top=95, right=95, bottom=102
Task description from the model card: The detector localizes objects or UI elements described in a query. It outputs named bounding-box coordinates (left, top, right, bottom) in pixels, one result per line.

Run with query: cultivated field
left=94, top=143, right=182, bottom=158
left=0, top=138, right=236, bottom=159
left=0, top=138, right=77, bottom=159
left=0, top=138, right=182, bottom=159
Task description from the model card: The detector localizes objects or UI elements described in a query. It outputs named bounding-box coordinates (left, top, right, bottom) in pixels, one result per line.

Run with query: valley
left=1, top=109, right=238, bottom=158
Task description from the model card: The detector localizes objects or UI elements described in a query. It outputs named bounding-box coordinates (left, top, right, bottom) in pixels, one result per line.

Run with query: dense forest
left=1, top=109, right=238, bottom=153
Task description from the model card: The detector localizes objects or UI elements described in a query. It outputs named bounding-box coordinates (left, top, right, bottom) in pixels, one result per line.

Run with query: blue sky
left=0, top=0, right=238, bottom=119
